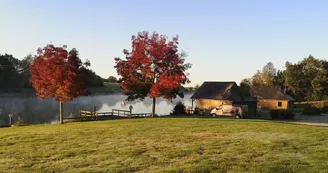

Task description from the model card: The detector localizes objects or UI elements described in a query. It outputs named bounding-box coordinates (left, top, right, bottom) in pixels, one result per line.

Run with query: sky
left=1, top=0, right=328, bottom=87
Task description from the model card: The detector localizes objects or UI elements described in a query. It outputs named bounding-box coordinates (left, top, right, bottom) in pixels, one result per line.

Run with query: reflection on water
left=99, top=96, right=192, bottom=115
left=0, top=94, right=193, bottom=125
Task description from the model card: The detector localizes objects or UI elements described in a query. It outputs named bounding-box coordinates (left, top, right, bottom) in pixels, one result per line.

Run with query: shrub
left=284, top=110, right=295, bottom=119
left=302, top=107, right=322, bottom=115
left=13, top=119, right=27, bottom=126
left=193, top=107, right=206, bottom=115
left=270, top=109, right=279, bottom=119
left=321, top=106, right=328, bottom=113
left=193, top=108, right=200, bottom=115
left=170, top=102, right=187, bottom=115
left=296, top=101, right=328, bottom=114
left=270, top=109, right=295, bottom=120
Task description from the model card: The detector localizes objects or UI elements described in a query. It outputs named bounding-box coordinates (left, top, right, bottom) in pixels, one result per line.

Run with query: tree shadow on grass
left=157, top=115, right=272, bottom=123
left=157, top=115, right=328, bottom=127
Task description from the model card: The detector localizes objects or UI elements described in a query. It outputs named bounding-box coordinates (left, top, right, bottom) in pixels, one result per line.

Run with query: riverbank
left=1, top=118, right=327, bottom=172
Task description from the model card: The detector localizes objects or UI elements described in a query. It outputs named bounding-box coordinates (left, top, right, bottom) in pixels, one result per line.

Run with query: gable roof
left=244, top=96, right=258, bottom=102
left=250, top=85, right=294, bottom=101
left=190, top=82, right=242, bottom=101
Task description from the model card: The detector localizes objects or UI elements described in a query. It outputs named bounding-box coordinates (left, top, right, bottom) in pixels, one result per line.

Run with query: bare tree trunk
left=59, top=101, right=63, bottom=124
left=152, top=97, right=156, bottom=117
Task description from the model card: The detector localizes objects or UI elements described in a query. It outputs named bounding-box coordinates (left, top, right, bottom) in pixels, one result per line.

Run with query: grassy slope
left=89, top=82, right=122, bottom=95
left=1, top=118, right=328, bottom=173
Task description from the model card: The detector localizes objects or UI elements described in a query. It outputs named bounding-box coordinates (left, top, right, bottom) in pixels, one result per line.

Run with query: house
left=190, top=82, right=257, bottom=116
left=249, top=85, right=294, bottom=111
left=190, top=81, right=294, bottom=116
left=190, top=82, right=241, bottom=110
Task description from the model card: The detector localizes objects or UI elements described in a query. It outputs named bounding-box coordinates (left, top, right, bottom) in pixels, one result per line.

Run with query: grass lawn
left=1, top=118, right=328, bottom=173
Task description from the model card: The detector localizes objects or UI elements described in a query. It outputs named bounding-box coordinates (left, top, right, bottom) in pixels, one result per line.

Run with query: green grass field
left=1, top=118, right=328, bottom=173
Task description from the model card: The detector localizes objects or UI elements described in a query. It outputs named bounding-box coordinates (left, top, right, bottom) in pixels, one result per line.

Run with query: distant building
left=190, top=81, right=294, bottom=116
left=190, top=82, right=257, bottom=116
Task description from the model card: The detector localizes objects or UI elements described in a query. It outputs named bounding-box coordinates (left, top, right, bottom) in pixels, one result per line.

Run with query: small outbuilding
left=249, top=85, right=294, bottom=111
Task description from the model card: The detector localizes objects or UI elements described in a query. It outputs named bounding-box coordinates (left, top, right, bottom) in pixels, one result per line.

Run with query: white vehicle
left=210, top=104, right=247, bottom=119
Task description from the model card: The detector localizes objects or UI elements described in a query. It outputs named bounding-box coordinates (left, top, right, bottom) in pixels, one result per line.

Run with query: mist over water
left=0, top=94, right=193, bottom=125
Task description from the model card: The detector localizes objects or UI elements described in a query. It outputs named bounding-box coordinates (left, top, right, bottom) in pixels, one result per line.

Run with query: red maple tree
left=115, top=31, right=191, bottom=117
left=30, top=44, right=87, bottom=124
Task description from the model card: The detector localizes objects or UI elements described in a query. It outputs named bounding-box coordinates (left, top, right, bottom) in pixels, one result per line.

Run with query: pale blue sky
left=1, top=0, right=328, bottom=86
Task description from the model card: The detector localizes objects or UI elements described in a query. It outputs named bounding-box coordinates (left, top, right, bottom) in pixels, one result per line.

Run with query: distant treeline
left=0, top=54, right=118, bottom=93
left=0, top=53, right=197, bottom=94
left=240, top=55, right=328, bottom=101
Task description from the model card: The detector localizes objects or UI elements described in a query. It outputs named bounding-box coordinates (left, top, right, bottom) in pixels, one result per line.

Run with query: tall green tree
left=285, top=55, right=328, bottom=101
left=262, top=62, right=276, bottom=86
left=251, top=62, right=276, bottom=86
left=19, top=54, right=34, bottom=88
left=252, top=70, right=264, bottom=86
left=239, top=78, right=252, bottom=98
left=273, top=70, right=286, bottom=92
left=107, top=76, right=118, bottom=83
left=0, top=54, right=21, bottom=90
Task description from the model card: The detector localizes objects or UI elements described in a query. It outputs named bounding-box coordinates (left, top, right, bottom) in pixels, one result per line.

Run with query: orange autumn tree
left=30, top=44, right=87, bottom=124
left=115, top=31, right=191, bottom=117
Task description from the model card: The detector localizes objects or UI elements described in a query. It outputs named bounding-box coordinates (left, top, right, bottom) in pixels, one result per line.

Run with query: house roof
left=250, top=85, right=294, bottom=101
left=244, top=96, right=258, bottom=102
left=190, top=82, right=242, bottom=101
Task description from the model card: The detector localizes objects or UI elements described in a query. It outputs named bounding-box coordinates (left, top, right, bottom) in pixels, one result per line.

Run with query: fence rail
left=80, top=110, right=95, bottom=116
left=295, top=101, right=328, bottom=104
left=63, top=108, right=152, bottom=123
left=112, top=109, right=131, bottom=117
left=131, top=113, right=152, bottom=117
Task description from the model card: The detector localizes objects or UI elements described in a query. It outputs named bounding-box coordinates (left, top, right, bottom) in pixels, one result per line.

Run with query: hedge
left=270, top=109, right=295, bottom=120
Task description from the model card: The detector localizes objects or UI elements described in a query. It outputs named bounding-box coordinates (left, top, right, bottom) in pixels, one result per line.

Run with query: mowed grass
left=1, top=118, right=328, bottom=173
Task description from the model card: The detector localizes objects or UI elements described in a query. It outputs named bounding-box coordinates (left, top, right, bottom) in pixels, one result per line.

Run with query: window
left=216, top=105, right=223, bottom=110
left=278, top=102, right=282, bottom=107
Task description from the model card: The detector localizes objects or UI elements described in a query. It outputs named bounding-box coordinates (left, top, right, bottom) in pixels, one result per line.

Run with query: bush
left=270, top=109, right=295, bottom=120
left=193, top=108, right=200, bottom=115
left=321, top=106, right=328, bottom=113
left=170, top=102, right=187, bottom=115
left=13, top=119, right=27, bottom=126
left=295, top=101, right=328, bottom=114
left=302, top=107, right=322, bottom=115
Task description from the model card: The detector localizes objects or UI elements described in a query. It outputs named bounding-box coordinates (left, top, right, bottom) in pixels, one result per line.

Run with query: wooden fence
left=112, top=109, right=131, bottom=116
left=63, top=108, right=152, bottom=123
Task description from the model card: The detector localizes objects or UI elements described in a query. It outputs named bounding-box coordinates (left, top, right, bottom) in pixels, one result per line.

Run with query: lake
left=0, top=94, right=193, bottom=125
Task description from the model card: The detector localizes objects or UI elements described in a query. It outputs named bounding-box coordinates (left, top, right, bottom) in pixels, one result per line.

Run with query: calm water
left=0, top=94, right=193, bottom=125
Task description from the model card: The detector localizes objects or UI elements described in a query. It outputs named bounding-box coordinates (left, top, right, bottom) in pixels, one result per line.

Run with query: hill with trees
left=240, top=55, right=328, bottom=101
left=0, top=53, right=117, bottom=95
